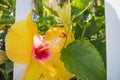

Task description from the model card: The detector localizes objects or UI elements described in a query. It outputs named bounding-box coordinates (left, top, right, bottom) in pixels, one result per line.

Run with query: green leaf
left=61, top=39, right=106, bottom=80
left=97, top=0, right=104, bottom=6
left=85, top=17, right=99, bottom=38
left=44, top=0, right=49, bottom=2
left=96, top=16, right=105, bottom=29
left=0, top=5, right=9, bottom=12
left=0, top=67, right=8, bottom=80
left=0, top=31, right=6, bottom=39
left=73, top=24, right=82, bottom=39
left=94, top=6, right=104, bottom=17
left=0, top=19, right=15, bottom=24
left=71, top=0, right=93, bottom=17
left=34, top=0, right=43, bottom=18
left=44, top=4, right=58, bottom=16
left=0, top=50, right=7, bottom=64
left=0, top=0, right=9, bottom=8
left=5, top=62, right=13, bottom=74
left=92, top=40, right=106, bottom=68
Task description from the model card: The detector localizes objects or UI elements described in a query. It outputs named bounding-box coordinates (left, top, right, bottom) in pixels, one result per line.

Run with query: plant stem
left=71, top=1, right=93, bottom=21
left=81, top=27, right=86, bottom=39
left=0, top=68, right=8, bottom=80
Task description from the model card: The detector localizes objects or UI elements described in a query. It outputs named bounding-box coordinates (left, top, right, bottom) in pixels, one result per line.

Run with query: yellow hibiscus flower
left=5, top=12, right=74, bottom=80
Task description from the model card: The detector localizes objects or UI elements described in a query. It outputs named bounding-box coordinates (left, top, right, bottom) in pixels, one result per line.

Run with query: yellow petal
left=23, top=58, right=60, bottom=80
left=27, top=12, right=38, bottom=36
left=43, top=27, right=65, bottom=53
left=42, top=27, right=74, bottom=79
left=44, top=27, right=74, bottom=53
left=64, top=28, right=75, bottom=47
left=44, top=27, right=65, bottom=40
left=5, top=13, right=38, bottom=64
left=43, top=54, right=73, bottom=80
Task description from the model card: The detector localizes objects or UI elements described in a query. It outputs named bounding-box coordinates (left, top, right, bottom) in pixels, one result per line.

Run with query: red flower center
left=33, top=32, right=66, bottom=61
left=34, top=43, right=50, bottom=61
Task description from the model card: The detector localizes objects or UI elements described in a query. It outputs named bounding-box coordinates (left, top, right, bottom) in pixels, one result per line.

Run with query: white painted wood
left=15, top=0, right=32, bottom=21
left=14, top=0, right=32, bottom=80
left=105, top=0, right=120, bottom=80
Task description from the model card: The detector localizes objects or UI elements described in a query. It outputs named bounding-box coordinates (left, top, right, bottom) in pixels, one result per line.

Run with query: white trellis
left=14, top=0, right=32, bottom=80
left=15, top=0, right=120, bottom=80
left=105, top=0, right=120, bottom=80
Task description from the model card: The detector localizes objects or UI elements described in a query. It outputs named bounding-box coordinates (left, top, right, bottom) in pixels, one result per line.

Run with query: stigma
left=33, top=35, right=50, bottom=61
left=34, top=42, right=50, bottom=61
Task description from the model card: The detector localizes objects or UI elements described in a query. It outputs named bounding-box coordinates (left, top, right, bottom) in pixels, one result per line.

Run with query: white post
left=14, top=0, right=32, bottom=80
left=105, top=0, right=120, bottom=80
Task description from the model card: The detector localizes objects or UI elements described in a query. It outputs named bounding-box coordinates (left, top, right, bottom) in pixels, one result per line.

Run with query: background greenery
left=0, top=0, right=106, bottom=80
left=0, top=0, right=15, bottom=80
